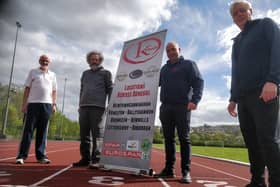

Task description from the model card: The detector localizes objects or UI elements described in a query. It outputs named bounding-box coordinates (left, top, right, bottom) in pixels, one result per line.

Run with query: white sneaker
left=88, top=163, right=99, bottom=169
left=16, top=158, right=24, bottom=164
left=38, top=158, right=51, bottom=164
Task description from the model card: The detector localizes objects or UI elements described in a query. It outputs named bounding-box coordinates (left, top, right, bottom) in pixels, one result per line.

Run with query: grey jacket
left=79, top=66, right=113, bottom=108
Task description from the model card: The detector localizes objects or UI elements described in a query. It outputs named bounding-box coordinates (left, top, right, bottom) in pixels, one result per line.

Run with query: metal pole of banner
left=59, top=77, right=67, bottom=140
left=1, top=21, right=22, bottom=139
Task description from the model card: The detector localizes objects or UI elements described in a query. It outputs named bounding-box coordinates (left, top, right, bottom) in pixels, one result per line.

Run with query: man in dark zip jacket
left=154, top=41, right=203, bottom=183
left=73, top=51, right=112, bottom=167
left=227, top=1, right=280, bottom=187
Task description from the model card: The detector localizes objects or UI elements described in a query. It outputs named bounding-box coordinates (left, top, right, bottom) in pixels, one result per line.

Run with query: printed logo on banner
left=116, top=72, right=128, bottom=81
left=123, top=37, right=162, bottom=64
left=142, top=152, right=150, bottom=160
left=129, top=69, right=143, bottom=79
left=141, top=139, right=152, bottom=160
left=126, top=140, right=139, bottom=151
left=141, top=139, right=152, bottom=152
left=144, top=65, right=160, bottom=78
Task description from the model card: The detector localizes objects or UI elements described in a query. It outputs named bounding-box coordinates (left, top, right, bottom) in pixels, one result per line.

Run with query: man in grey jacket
left=73, top=51, right=112, bottom=167
left=227, top=1, right=280, bottom=187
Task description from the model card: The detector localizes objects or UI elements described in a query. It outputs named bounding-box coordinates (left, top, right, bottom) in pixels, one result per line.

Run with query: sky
left=0, top=0, right=279, bottom=127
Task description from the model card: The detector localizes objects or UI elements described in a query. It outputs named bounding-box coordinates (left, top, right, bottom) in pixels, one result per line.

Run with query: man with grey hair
left=227, top=1, right=280, bottom=187
left=73, top=51, right=113, bottom=167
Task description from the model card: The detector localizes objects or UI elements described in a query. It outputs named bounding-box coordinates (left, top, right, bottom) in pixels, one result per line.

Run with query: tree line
left=1, top=83, right=245, bottom=147
left=0, top=83, right=79, bottom=140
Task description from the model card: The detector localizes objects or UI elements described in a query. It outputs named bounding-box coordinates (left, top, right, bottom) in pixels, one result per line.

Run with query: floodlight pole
left=59, top=78, right=67, bottom=140
left=1, top=21, right=22, bottom=139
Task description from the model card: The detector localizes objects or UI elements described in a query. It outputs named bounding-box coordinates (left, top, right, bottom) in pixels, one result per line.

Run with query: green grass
left=153, top=144, right=249, bottom=163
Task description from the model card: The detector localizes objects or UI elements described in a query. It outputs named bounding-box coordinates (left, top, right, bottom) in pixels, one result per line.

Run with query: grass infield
left=153, top=144, right=249, bottom=163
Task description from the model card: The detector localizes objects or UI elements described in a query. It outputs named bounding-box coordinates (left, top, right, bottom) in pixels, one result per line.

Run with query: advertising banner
left=100, top=30, right=167, bottom=172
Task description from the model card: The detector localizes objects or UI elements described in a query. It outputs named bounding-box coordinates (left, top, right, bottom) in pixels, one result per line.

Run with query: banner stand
left=99, top=30, right=167, bottom=176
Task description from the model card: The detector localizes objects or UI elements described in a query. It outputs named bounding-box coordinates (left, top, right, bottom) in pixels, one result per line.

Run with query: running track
left=0, top=140, right=251, bottom=187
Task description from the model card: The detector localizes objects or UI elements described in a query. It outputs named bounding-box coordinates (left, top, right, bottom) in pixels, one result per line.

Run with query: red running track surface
left=0, top=140, right=251, bottom=187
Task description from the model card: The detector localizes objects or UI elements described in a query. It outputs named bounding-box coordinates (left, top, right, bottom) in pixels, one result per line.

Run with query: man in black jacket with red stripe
left=155, top=41, right=204, bottom=183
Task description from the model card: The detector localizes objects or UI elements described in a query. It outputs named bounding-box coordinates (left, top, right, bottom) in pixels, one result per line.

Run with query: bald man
left=155, top=41, right=204, bottom=183
left=16, top=54, right=57, bottom=165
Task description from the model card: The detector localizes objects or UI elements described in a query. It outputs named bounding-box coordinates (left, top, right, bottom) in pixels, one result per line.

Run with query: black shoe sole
left=154, top=175, right=175, bottom=178
left=73, top=163, right=89, bottom=167
left=180, top=179, right=192, bottom=183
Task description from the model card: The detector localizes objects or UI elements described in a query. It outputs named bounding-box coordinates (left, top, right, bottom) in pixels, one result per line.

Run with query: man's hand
left=260, top=82, right=278, bottom=102
left=187, top=102, right=197, bottom=110
left=227, top=101, right=237, bottom=117
left=21, top=104, right=27, bottom=113
left=52, top=104, right=57, bottom=113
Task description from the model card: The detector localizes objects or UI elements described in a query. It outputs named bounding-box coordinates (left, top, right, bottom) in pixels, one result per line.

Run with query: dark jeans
left=237, top=92, right=280, bottom=187
left=17, top=103, right=52, bottom=160
left=159, top=104, right=191, bottom=175
left=79, top=106, right=105, bottom=162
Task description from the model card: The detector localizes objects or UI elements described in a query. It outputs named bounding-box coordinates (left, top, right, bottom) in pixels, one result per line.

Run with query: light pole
left=1, top=21, right=22, bottom=139
left=59, top=78, right=67, bottom=140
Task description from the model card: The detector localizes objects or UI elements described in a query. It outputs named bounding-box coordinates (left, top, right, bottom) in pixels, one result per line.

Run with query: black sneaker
left=154, top=168, right=175, bottom=178
left=91, top=157, right=100, bottom=164
left=37, top=158, right=51, bottom=164
left=245, top=182, right=266, bottom=187
left=180, top=172, right=192, bottom=183
left=73, top=159, right=90, bottom=167
left=88, top=157, right=100, bottom=169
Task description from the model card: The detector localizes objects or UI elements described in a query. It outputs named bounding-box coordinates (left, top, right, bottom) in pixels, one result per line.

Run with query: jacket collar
left=90, top=66, right=103, bottom=72
left=167, top=56, right=184, bottom=65
left=232, top=19, right=260, bottom=41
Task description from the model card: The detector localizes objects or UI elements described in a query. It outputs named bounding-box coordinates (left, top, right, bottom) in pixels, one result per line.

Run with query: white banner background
left=100, top=30, right=167, bottom=172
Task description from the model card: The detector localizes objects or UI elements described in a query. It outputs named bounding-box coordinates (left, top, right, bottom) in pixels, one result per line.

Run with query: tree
left=153, top=127, right=164, bottom=144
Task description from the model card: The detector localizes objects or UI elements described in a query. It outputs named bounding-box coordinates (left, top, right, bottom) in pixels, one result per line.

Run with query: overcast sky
left=0, top=0, right=279, bottom=126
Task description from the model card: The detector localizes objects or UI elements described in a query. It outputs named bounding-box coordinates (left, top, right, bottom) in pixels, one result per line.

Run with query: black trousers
left=79, top=106, right=105, bottom=162
left=237, top=92, right=280, bottom=187
left=159, top=104, right=191, bottom=175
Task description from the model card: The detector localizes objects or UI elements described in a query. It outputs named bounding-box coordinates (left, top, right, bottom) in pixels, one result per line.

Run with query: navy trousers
left=17, top=103, right=52, bottom=160
left=159, top=104, right=191, bottom=175
left=238, top=92, right=280, bottom=187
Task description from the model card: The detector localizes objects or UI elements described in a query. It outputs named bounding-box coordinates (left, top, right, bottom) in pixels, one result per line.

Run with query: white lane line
left=193, top=154, right=249, bottom=166
left=192, top=162, right=250, bottom=182
left=157, top=178, right=171, bottom=187
left=152, top=149, right=171, bottom=187
left=29, top=164, right=72, bottom=186
left=0, top=156, right=19, bottom=161
left=0, top=147, right=77, bottom=161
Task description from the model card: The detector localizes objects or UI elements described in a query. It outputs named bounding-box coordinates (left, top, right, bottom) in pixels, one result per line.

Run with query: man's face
left=166, top=42, right=180, bottom=63
left=88, top=54, right=101, bottom=66
left=39, top=55, right=50, bottom=67
left=232, top=3, right=252, bottom=30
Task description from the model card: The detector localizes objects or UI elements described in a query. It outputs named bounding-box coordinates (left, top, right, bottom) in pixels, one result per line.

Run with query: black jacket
left=230, top=18, right=280, bottom=102
left=159, top=56, right=204, bottom=105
